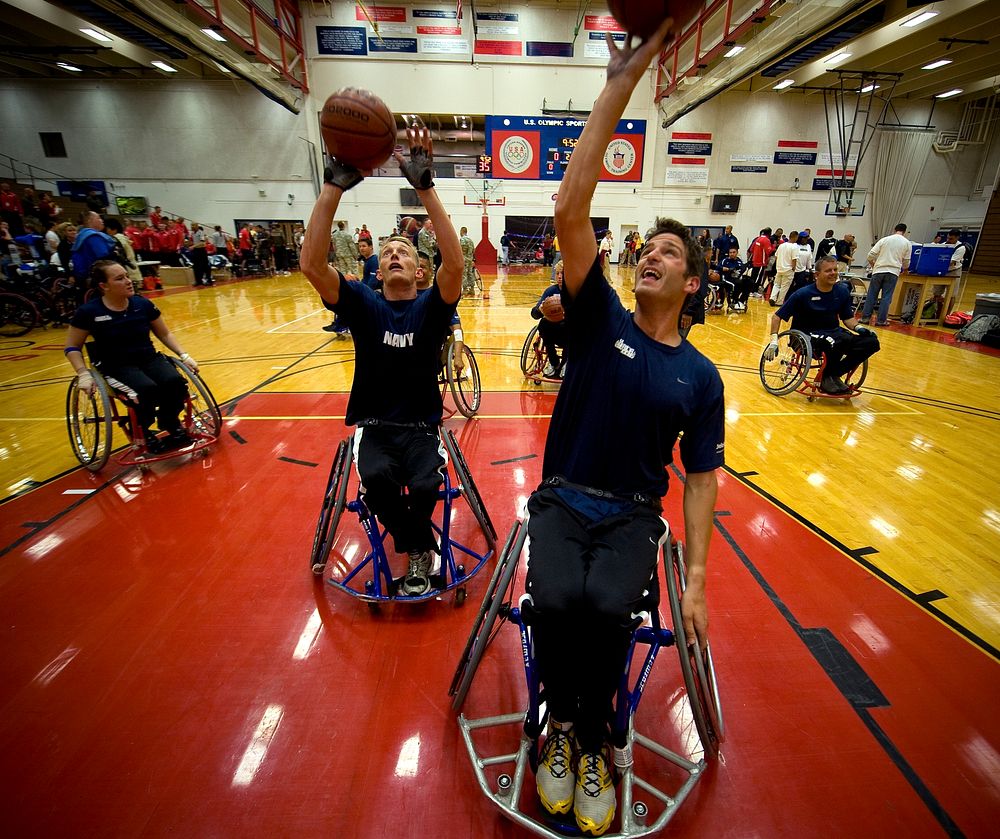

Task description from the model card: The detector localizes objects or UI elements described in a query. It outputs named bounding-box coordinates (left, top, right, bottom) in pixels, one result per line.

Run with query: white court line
left=265, top=308, right=329, bottom=334
left=62, top=489, right=96, bottom=495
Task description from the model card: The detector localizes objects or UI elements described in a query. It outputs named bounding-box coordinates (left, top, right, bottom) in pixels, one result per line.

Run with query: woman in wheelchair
left=764, top=254, right=880, bottom=395
left=64, top=259, right=200, bottom=454
left=531, top=260, right=567, bottom=378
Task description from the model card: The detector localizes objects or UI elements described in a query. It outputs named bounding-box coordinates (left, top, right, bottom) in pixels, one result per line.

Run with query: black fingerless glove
left=324, top=158, right=364, bottom=192
left=398, top=147, right=435, bottom=191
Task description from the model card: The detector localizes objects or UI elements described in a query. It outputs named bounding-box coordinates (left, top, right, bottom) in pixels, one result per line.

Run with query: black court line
left=850, top=546, right=879, bottom=558
left=278, top=456, right=318, bottom=468
left=229, top=430, right=247, bottom=445
left=735, top=470, right=759, bottom=478
left=490, top=454, right=538, bottom=466
left=712, top=514, right=966, bottom=839
left=916, top=589, right=949, bottom=604
left=723, top=465, right=998, bottom=661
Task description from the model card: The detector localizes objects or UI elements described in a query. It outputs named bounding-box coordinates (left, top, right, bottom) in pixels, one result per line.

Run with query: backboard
left=464, top=179, right=506, bottom=207
left=825, top=187, right=867, bottom=217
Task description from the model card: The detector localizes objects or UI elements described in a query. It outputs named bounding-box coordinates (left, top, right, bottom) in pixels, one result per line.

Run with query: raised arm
left=555, top=20, right=675, bottom=297
left=300, top=161, right=363, bottom=306
left=395, top=120, right=462, bottom=305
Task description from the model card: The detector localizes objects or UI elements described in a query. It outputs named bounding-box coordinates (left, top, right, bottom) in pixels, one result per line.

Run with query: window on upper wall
left=39, top=132, right=67, bottom=158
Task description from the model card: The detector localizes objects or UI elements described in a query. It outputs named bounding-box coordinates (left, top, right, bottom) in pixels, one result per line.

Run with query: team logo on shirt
left=94, top=315, right=112, bottom=322
left=604, top=139, right=637, bottom=176
left=614, top=338, right=636, bottom=359
left=383, top=331, right=414, bottom=348
left=498, top=136, right=533, bottom=174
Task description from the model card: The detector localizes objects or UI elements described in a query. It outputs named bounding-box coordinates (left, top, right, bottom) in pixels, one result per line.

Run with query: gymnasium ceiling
left=0, top=1, right=998, bottom=122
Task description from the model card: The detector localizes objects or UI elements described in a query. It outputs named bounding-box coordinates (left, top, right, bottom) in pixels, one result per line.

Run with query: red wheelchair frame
left=759, top=328, right=868, bottom=401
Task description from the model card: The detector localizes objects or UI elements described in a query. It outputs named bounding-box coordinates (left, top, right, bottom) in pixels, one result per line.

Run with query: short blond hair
left=379, top=235, right=417, bottom=261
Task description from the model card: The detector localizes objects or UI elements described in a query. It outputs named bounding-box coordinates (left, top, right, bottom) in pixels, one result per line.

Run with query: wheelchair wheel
left=474, top=268, right=484, bottom=295
left=520, top=325, right=546, bottom=380
left=759, top=329, right=812, bottom=396
left=444, top=427, right=497, bottom=547
left=845, top=357, right=868, bottom=391
left=664, top=540, right=724, bottom=756
left=449, top=520, right=525, bottom=711
left=0, top=292, right=40, bottom=338
left=168, top=357, right=222, bottom=438
left=66, top=372, right=115, bottom=471
left=703, top=286, right=717, bottom=311
left=447, top=341, right=481, bottom=418
left=310, top=438, right=354, bottom=574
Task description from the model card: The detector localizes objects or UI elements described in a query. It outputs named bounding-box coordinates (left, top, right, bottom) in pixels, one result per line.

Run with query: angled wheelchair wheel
left=664, top=540, right=724, bottom=757
left=447, top=341, right=481, bottom=418
left=759, top=329, right=812, bottom=396
left=443, top=427, right=497, bottom=547
left=0, top=292, right=40, bottom=338
left=520, top=325, right=546, bottom=380
left=450, top=520, right=525, bottom=711
left=168, top=357, right=222, bottom=438
left=474, top=268, right=484, bottom=295
left=310, top=438, right=354, bottom=575
left=845, top=357, right=868, bottom=391
left=703, top=286, right=717, bottom=311
left=66, top=371, right=115, bottom=472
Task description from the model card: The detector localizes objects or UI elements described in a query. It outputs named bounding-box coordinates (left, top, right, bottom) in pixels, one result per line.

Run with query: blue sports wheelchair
left=310, top=427, right=497, bottom=608
left=449, top=515, right=724, bottom=837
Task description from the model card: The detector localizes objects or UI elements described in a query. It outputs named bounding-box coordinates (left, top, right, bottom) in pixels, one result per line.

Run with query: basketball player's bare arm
left=555, top=18, right=674, bottom=298
left=300, top=181, right=345, bottom=305
left=681, top=469, right=717, bottom=650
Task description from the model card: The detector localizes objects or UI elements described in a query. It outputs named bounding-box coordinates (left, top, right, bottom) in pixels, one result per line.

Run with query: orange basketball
left=320, top=87, right=397, bottom=171
left=399, top=216, right=420, bottom=236
left=607, top=0, right=702, bottom=39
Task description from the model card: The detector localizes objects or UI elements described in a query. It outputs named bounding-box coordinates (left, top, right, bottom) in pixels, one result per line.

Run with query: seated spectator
left=65, top=259, right=199, bottom=453
left=764, top=255, right=880, bottom=394
left=713, top=225, right=738, bottom=264
left=531, top=260, right=568, bottom=377
left=720, top=246, right=748, bottom=311
left=71, top=211, right=118, bottom=281
left=0, top=183, right=24, bottom=235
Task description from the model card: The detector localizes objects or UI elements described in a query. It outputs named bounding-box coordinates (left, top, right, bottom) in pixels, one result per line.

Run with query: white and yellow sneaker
left=536, top=720, right=575, bottom=816
left=574, top=744, right=616, bottom=836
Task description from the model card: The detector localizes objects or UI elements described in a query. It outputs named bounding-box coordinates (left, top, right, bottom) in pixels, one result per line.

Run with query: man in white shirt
left=598, top=230, right=614, bottom=280
left=864, top=223, right=911, bottom=325
left=769, top=230, right=800, bottom=306
left=946, top=229, right=967, bottom=278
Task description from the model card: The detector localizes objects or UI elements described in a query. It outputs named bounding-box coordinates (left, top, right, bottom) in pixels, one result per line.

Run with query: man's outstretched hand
left=605, top=17, right=676, bottom=86
left=324, top=157, right=364, bottom=192
left=394, top=117, right=435, bottom=191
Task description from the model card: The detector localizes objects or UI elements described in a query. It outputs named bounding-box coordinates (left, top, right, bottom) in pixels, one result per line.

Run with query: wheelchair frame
left=310, top=427, right=498, bottom=607
left=450, top=518, right=723, bottom=838
left=759, top=328, right=868, bottom=401
left=520, top=324, right=564, bottom=386
left=66, top=356, right=223, bottom=471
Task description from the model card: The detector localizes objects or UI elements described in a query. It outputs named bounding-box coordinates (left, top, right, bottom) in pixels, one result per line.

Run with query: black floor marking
left=916, top=589, right=948, bottom=604
left=850, top=546, right=879, bottom=558
left=229, top=430, right=247, bottom=445
left=735, top=470, right=759, bottom=478
left=22, top=521, right=46, bottom=528
left=278, top=456, right=318, bottom=468
left=713, top=515, right=965, bottom=838
left=723, top=465, right=998, bottom=661
left=490, top=454, right=538, bottom=466
left=714, top=510, right=731, bottom=517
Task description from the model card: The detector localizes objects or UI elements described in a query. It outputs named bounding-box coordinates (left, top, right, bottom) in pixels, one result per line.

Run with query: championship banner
left=485, top=116, right=645, bottom=182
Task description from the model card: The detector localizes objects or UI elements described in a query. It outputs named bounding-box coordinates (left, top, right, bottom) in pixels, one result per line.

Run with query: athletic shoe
left=536, top=721, right=575, bottom=816
left=820, top=376, right=850, bottom=395
left=163, top=428, right=194, bottom=449
left=321, top=323, right=339, bottom=332
left=574, top=744, right=616, bottom=836
left=875, top=321, right=888, bottom=327
left=402, top=551, right=432, bottom=596
left=143, top=434, right=167, bottom=455
left=543, top=362, right=557, bottom=377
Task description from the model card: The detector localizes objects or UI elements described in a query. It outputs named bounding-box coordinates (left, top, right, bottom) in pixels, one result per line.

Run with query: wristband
left=64, top=346, right=83, bottom=355
left=180, top=352, right=191, bottom=361
left=453, top=329, right=464, bottom=342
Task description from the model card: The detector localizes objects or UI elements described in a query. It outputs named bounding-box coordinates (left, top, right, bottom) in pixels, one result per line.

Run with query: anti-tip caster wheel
left=367, top=601, right=381, bottom=614
left=455, top=586, right=467, bottom=606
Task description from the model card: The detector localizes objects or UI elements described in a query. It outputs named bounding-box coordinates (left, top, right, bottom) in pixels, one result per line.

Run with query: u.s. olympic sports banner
left=484, top=115, right=646, bottom=182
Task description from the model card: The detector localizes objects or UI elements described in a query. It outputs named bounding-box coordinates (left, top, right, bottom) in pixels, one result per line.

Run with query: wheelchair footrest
left=457, top=712, right=705, bottom=839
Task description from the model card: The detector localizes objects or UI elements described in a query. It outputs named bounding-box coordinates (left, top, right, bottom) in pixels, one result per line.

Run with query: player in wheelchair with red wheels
left=65, top=259, right=200, bottom=455
left=531, top=260, right=568, bottom=378
left=763, top=254, right=880, bottom=396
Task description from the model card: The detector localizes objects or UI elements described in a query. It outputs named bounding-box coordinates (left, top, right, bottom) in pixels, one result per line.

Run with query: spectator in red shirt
left=748, top=227, right=775, bottom=299
left=149, top=206, right=163, bottom=228
left=1, top=183, right=24, bottom=235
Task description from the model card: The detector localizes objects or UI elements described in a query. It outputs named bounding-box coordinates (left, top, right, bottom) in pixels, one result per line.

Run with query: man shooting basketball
left=525, top=19, right=725, bottom=836
left=300, top=121, right=462, bottom=597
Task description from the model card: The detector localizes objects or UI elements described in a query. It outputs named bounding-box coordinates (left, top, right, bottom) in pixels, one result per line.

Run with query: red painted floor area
left=1, top=391, right=997, bottom=838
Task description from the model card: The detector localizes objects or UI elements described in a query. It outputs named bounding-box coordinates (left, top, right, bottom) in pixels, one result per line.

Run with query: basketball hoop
left=464, top=180, right=506, bottom=215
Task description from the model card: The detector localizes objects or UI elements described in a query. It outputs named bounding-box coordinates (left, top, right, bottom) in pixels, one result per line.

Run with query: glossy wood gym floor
left=1, top=265, right=998, bottom=838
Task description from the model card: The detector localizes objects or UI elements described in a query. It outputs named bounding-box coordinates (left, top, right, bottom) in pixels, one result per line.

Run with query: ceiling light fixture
left=901, top=11, right=939, bottom=28
left=860, top=83, right=880, bottom=93
left=824, top=52, right=852, bottom=65
left=214, top=61, right=232, bottom=73
left=921, top=59, right=952, bottom=70
left=935, top=89, right=963, bottom=98
left=202, top=28, right=226, bottom=42
left=774, top=79, right=795, bottom=90
left=151, top=60, right=178, bottom=73
left=724, top=45, right=745, bottom=58
left=80, top=28, right=112, bottom=42
left=57, top=62, right=83, bottom=72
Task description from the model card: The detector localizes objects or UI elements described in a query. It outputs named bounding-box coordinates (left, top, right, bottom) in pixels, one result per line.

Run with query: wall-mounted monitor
left=115, top=196, right=148, bottom=215
left=399, top=188, right=421, bottom=208
left=711, top=194, right=741, bottom=213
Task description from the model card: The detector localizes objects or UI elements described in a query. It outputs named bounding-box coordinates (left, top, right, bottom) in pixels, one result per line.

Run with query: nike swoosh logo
left=677, top=378, right=689, bottom=385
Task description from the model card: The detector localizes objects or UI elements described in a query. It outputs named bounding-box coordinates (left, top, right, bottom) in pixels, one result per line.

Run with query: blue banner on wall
left=369, top=37, right=418, bottom=53
left=773, top=151, right=817, bottom=165
left=732, top=165, right=768, bottom=173
left=316, top=26, right=367, bottom=56
left=668, top=141, right=713, bottom=156
left=526, top=41, right=573, bottom=57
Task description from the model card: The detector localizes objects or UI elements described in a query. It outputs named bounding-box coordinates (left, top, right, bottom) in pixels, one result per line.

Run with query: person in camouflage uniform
left=417, top=219, right=437, bottom=269
left=460, top=226, right=476, bottom=295
left=324, top=221, right=359, bottom=335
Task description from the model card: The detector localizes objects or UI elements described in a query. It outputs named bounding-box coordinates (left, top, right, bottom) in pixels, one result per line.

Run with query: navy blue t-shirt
left=361, top=253, right=380, bottom=289
left=776, top=281, right=854, bottom=334
left=70, top=295, right=161, bottom=367
left=543, top=257, right=725, bottom=498
left=330, top=277, right=457, bottom=425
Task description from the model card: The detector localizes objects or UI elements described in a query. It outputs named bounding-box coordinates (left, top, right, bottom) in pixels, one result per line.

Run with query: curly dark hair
left=642, top=218, right=703, bottom=279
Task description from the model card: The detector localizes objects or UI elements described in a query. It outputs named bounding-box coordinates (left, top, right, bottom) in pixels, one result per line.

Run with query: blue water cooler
left=909, top=243, right=954, bottom=276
